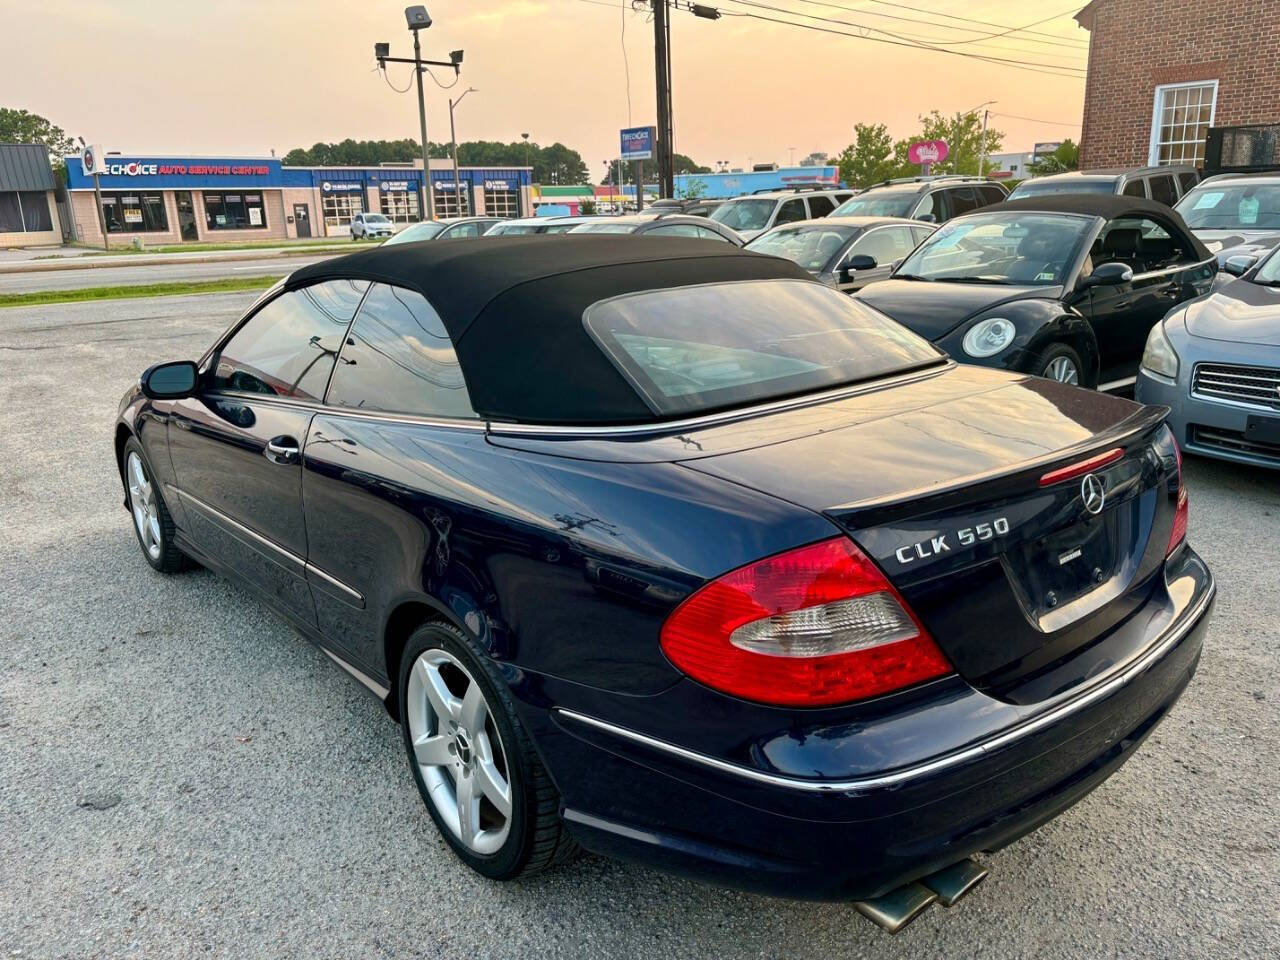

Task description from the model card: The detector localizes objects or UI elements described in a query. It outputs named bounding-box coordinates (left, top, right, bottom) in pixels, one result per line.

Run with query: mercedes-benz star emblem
left=1081, top=472, right=1106, bottom=515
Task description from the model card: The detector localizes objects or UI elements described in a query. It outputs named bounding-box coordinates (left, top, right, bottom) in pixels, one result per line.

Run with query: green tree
left=1027, top=139, right=1080, bottom=176
left=678, top=177, right=709, bottom=199
left=0, top=107, right=76, bottom=173
left=673, top=153, right=712, bottom=175
left=835, top=123, right=913, bottom=188
left=915, top=110, right=1005, bottom=176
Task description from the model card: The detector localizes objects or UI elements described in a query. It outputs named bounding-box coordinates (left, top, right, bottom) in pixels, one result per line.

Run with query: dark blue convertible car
left=114, top=237, right=1214, bottom=932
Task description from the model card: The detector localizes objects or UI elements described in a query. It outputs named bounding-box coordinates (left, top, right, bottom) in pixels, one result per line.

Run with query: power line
left=855, top=0, right=1088, bottom=46
left=992, top=112, right=1082, bottom=127
left=696, top=1, right=1086, bottom=77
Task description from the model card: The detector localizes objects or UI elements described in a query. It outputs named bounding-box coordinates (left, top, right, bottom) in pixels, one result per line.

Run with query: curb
left=0, top=246, right=351, bottom=275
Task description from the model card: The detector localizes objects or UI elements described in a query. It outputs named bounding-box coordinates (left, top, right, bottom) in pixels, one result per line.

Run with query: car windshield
left=383, top=222, right=443, bottom=245
left=571, top=222, right=638, bottom=234
left=365, top=214, right=390, bottom=223
left=1006, top=179, right=1117, bottom=199
left=709, top=199, right=775, bottom=231
left=583, top=279, right=942, bottom=417
left=1175, top=183, right=1280, bottom=229
left=830, top=192, right=915, bottom=218
left=745, top=224, right=860, bottom=272
left=895, top=212, right=1090, bottom=285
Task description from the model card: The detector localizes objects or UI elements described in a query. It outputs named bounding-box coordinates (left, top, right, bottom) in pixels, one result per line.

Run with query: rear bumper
left=526, top=553, right=1214, bottom=901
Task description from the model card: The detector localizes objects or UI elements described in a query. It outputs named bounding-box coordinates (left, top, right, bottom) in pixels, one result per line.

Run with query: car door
left=1083, top=216, right=1194, bottom=384
left=302, top=282, right=483, bottom=671
left=836, top=225, right=918, bottom=293
left=165, top=280, right=369, bottom=625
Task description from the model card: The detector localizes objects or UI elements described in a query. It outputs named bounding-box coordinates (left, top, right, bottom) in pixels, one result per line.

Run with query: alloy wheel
left=1045, top=356, right=1080, bottom=384
left=126, top=452, right=162, bottom=561
left=406, top=648, right=514, bottom=855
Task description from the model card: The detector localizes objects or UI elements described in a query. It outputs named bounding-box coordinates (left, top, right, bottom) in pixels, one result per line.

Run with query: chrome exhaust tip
left=920, top=858, right=989, bottom=907
left=852, top=882, right=938, bottom=934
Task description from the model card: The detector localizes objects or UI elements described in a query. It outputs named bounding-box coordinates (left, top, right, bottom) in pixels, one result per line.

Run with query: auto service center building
left=64, top=154, right=533, bottom=244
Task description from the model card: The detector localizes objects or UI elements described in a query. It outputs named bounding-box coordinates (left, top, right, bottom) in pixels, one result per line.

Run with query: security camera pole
left=376, top=7, right=464, bottom=222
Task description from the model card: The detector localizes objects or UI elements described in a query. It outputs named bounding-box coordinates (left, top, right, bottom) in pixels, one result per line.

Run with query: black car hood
left=1185, top=277, right=1280, bottom=346
left=1192, top=228, right=1280, bottom=266
left=854, top=279, right=1061, bottom=341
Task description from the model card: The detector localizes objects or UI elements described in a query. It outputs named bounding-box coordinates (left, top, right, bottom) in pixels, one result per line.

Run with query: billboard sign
left=907, top=140, right=949, bottom=166
left=80, top=144, right=106, bottom=177
left=1034, top=141, right=1063, bottom=158
left=620, top=126, right=655, bottom=161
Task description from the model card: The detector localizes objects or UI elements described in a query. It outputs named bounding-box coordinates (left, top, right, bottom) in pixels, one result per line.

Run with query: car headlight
left=1140, top=320, right=1180, bottom=380
left=962, top=317, right=1016, bottom=358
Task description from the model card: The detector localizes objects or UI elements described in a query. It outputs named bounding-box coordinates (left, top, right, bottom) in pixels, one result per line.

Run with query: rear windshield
left=583, top=279, right=943, bottom=417
left=1006, top=179, right=1117, bottom=199
left=488, top=223, right=542, bottom=235
left=572, top=222, right=638, bottom=234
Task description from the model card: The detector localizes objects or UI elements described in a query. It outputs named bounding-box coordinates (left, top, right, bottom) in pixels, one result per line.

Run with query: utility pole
left=652, top=0, right=673, bottom=198
left=449, top=88, right=477, bottom=217
left=411, top=26, right=433, bottom=219
left=978, top=108, right=990, bottom=178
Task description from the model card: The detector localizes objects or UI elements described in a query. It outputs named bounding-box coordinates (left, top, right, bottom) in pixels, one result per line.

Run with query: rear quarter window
left=582, top=279, right=942, bottom=418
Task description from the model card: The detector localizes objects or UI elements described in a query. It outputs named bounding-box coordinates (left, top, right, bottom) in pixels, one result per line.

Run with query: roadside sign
left=1034, top=141, right=1063, bottom=158
left=620, top=126, right=656, bottom=161
left=81, top=144, right=106, bottom=177
left=907, top=140, right=949, bottom=166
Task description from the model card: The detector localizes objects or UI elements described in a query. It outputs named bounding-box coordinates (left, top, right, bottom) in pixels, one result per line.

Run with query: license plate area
left=1003, top=512, right=1120, bottom=630
left=1245, top=414, right=1280, bottom=444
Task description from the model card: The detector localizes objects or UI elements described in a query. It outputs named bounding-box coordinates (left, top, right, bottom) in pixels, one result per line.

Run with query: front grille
left=1192, top=362, right=1280, bottom=409
left=1190, top=424, right=1280, bottom=464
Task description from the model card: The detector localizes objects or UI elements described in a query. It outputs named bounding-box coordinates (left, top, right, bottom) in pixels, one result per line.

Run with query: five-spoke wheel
left=121, top=437, right=187, bottom=573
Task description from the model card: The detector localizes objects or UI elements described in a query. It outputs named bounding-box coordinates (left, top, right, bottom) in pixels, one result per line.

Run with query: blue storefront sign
left=620, top=126, right=655, bottom=161
left=65, top=156, right=283, bottom=191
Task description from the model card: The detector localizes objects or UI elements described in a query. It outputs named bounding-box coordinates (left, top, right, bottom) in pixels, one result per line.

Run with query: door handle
left=265, top=436, right=300, bottom=463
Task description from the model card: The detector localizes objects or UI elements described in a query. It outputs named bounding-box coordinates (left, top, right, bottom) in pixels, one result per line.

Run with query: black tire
left=121, top=436, right=188, bottom=574
left=1031, top=342, right=1089, bottom=387
left=398, top=620, right=578, bottom=879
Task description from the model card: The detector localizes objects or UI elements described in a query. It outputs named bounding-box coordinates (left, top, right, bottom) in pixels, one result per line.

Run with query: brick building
left=1075, top=0, right=1280, bottom=169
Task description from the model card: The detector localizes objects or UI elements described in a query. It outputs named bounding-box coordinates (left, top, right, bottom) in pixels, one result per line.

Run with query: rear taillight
left=1167, top=434, right=1188, bottom=556
left=659, top=538, right=952, bottom=707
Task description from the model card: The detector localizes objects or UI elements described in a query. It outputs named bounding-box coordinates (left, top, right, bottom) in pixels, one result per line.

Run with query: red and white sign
left=907, top=140, right=949, bottom=166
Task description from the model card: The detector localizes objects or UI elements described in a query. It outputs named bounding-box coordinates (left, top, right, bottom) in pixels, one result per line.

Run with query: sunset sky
left=3, top=0, right=1088, bottom=173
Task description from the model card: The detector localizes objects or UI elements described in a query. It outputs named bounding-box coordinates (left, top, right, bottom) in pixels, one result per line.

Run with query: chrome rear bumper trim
left=556, top=577, right=1213, bottom=794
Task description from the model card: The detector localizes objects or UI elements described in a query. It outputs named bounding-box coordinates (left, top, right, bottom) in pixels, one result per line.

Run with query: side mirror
left=1081, top=261, right=1134, bottom=288
left=840, top=254, right=877, bottom=281
left=140, top=360, right=198, bottom=400
left=1223, top=254, right=1256, bottom=277
left=917, top=212, right=937, bottom=223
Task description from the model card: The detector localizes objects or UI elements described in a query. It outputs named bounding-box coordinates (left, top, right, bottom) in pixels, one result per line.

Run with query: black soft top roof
left=989, top=195, right=1211, bottom=260
left=287, top=235, right=813, bottom=424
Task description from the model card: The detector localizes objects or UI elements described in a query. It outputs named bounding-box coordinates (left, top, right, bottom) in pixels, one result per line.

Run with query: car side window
left=1122, top=179, right=1147, bottom=198
left=775, top=198, right=806, bottom=225
left=695, top=225, right=733, bottom=242
left=910, top=225, right=934, bottom=246
left=979, top=186, right=1006, bottom=207
left=1177, top=172, right=1198, bottom=194
left=946, top=187, right=981, bottom=218
left=849, top=226, right=917, bottom=265
left=212, top=280, right=370, bottom=401
left=445, top=223, right=480, bottom=238
left=326, top=283, right=477, bottom=419
left=1149, top=175, right=1177, bottom=206
left=913, top=191, right=947, bottom=222
left=806, top=195, right=835, bottom=218
left=646, top=223, right=703, bottom=238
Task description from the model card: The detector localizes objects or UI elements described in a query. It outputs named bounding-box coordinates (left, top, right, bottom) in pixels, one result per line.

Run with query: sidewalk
left=0, top=242, right=351, bottom=274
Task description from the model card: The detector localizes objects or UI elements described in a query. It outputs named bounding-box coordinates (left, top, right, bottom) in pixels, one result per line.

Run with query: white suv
left=707, top=189, right=855, bottom=242
left=350, top=212, right=395, bottom=240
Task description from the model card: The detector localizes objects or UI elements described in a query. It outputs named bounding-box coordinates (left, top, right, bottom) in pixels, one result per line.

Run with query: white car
left=707, top=188, right=855, bottom=242
left=350, top=212, right=396, bottom=240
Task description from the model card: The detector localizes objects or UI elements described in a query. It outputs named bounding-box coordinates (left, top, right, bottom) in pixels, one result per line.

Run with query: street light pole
left=449, top=88, right=476, bottom=217
left=410, top=26, right=434, bottom=221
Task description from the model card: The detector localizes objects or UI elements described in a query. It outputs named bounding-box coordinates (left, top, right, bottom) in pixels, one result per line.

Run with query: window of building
left=1150, top=81, right=1217, bottom=166
left=322, top=192, right=364, bottom=227
left=484, top=187, right=520, bottom=218
left=213, top=280, right=370, bottom=402
left=432, top=183, right=471, bottom=218
left=326, top=283, right=476, bottom=419
left=101, top=191, right=168, bottom=232
left=379, top=189, right=420, bottom=223
left=0, top=191, right=53, bottom=233
left=204, top=191, right=267, bottom=230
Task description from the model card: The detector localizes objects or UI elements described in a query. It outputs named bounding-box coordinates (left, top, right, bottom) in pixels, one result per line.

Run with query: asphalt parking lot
left=1, top=292, right=1278, bottom=959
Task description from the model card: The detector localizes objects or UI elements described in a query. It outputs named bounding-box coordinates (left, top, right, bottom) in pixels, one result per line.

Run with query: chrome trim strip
left=486, top=362, right=955, bottom=439
left=321, top=648, right=390, bottom=700
left=176, top=488, right=306, bottom=574
left=206, top=390, right=488, bottom=432
left=556, top=579, right=1214, bottom=794
left=1130, top=256, right=1217, bottom=282
left=305, top=562, right=365, bottom=606
left=1098, top=376, right=1137, bottom=392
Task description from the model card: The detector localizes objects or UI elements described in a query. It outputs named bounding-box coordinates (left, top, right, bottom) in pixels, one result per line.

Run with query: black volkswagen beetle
left=856, top=196, right=1217, bottom=390
left=114, top=237, right=1213, bottom=932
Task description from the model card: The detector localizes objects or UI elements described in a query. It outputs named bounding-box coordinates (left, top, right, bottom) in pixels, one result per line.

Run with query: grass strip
left=34, top=239, right=354, bottom=257
left=0, top=274, right=282, bottom=308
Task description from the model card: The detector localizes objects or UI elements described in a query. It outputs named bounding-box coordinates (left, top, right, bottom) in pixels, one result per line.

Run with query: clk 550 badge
left=895, top=517, right=1010, bottom=564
